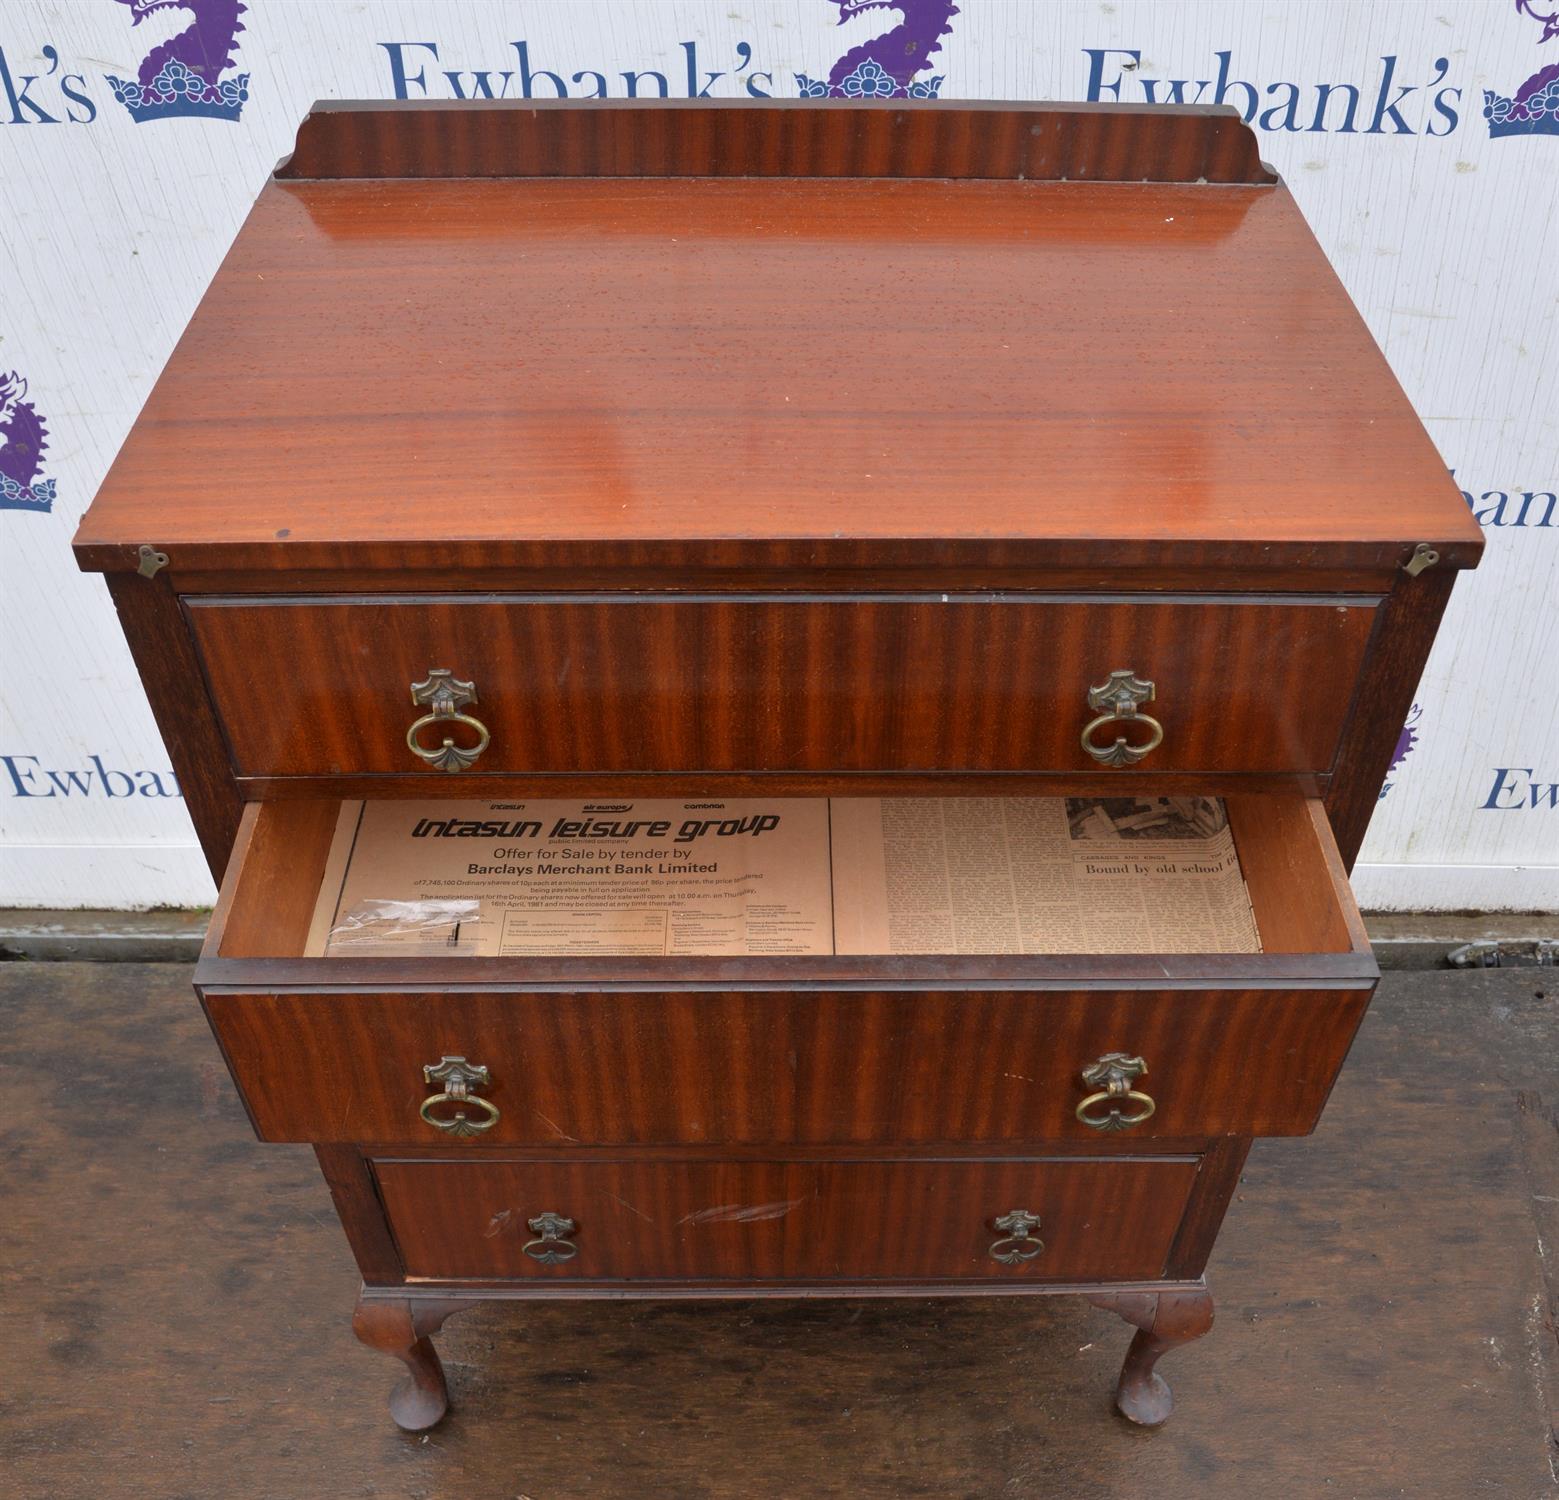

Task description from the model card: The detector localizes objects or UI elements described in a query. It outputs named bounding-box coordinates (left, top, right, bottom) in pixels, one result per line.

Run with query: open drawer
left=196, top=793, right=1377, bottom=1148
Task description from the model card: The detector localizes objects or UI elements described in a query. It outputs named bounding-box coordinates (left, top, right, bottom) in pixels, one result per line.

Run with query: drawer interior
left=203, top=791, right=1372, bottom=976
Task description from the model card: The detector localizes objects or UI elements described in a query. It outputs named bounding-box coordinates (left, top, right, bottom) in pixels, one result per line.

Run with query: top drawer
left=185, top=593, right=1378, bottom=778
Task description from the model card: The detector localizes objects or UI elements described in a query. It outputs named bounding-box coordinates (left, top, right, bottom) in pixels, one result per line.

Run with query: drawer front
left=185, top=594, right=1377, bottom=777
left=372, top=1155, right=1198, bottom=1283
left=203, top=985, right=1369, bottom=1146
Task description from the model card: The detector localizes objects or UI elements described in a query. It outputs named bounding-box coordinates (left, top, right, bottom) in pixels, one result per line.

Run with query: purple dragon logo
left=104, top=0, right=249, bottom=122
left=0, top=372, right=55, bottom=514
left=1378, top=703, right=1423, bottom=801
left=796, top=0, right=959, bottom=99
left=1485, top=0, right=1559, bottom=136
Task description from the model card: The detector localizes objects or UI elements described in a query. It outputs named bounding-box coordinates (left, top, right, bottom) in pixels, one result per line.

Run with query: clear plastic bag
left=326, top=898, right=483, bottom=955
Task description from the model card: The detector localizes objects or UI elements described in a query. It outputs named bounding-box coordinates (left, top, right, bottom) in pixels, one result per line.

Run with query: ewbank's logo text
left=2, top=756, right=181, bottom=798
left=378, top=1, right=958, bottom=101
left=1085, top=49, right=1460, bottom=135
left=380, top=40, right=777, bottom=100
left=1481, top=768, right=1559, bottom=810
left=1456, top=471, right=1557, bottom=529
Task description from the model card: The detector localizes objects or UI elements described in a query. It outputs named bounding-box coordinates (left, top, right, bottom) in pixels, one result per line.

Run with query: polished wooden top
left=74, top=102, right=1480, bottom=578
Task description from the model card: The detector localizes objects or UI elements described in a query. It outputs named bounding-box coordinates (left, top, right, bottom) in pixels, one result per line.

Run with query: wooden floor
left=2, top=964, right=1555, bottom=1499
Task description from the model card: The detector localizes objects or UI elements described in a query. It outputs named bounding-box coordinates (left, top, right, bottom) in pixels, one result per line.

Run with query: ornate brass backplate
left=406, top=668, right=491, bottom=772
left=524, top=1213, right=579, bottom=1265
left=419, top=1054, right=499, bottom=1138
left=1076, top=1052, right=1156, bottom=1132
left=1081, top=670, right=1164, bottom=767
left=989, top=1209, right=1045, bottom=1265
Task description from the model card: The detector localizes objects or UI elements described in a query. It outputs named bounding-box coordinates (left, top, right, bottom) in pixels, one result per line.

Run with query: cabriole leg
left=1087, top=1286, right=1214, bottom=1426
left=351, top=1289, right=476, bottom=1431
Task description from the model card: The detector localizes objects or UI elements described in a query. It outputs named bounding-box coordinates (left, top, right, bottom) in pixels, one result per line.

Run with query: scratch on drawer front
left=531, top=1109, right=579, bottom=1143
left=485, top=1208, right=514, bottom=1238
left=607, top=1193, right=655, bottom=1223
left=678, top=1200, right=802, bottom=1227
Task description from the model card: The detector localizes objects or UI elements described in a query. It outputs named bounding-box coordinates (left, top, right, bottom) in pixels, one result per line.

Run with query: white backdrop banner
left=1, top=1, right=1555, bottom=911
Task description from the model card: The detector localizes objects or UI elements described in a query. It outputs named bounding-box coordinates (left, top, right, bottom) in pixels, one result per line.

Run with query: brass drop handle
left=419, top=1055, right=500, bottom=1138
left=1081, top=670, right=1163, bottom=767
left=407, top=668, right=491, bottom=772
left=1076, top=1052, right=1156, bottom=1133
left=989, top=1209, right=1045, bottom=1265
left=524, top=1213, right=579, bottom=1264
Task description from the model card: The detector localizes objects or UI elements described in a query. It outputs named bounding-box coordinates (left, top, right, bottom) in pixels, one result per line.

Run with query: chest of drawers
left=74, top=98, right=1481, bottom=1432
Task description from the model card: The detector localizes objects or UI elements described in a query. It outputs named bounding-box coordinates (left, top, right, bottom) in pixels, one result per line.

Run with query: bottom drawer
left=373, top=1155, right=1200, bottom=1284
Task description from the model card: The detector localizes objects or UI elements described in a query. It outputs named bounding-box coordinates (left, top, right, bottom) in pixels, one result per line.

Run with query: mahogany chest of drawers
left=74, top=98, right=1482, bottom=1432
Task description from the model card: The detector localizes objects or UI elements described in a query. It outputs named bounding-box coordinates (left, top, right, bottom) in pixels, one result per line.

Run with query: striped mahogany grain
left=277, top=99, right=1278, bottom=185
left=184, top=594, right=1380, bottom=778
left=201, top=984, right=1371, bottom=1148
left=73, top=171, right=1482, bottom=577
left=371, top=1155, right=1199, bottom=1283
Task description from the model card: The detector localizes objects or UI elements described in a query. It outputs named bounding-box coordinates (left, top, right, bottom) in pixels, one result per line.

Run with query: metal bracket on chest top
left=136, top=545, right=169, bottom=578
